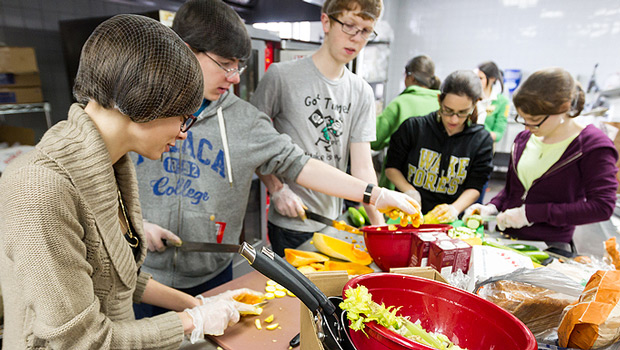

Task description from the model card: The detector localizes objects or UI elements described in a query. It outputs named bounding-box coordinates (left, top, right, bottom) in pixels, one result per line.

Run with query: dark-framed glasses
left=181, top=115, right=197, bottom=133
left=514, top=114, right=550, bottom=128
left=204, top=52, right=246, bottom=78
left=328, top=15, right=377, bottom=41
left=439, top=105, right=474, bottom=118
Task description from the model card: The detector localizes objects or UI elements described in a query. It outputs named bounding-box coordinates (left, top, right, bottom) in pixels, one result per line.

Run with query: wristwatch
left=363, top=184, right=374, bottom=204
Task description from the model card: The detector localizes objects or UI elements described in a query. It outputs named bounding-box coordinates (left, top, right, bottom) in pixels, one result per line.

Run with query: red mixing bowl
left=362, top=224, right=451, bottom=271
left=342, top=273, right=537, bottom=350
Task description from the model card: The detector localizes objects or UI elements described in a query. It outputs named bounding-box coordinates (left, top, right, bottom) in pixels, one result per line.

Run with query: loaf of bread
left=479, top=280, right=575, bottom=335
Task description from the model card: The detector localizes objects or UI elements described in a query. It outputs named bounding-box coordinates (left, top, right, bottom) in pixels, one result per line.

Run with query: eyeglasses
left=204, top=52, right=246, bottom=78
left=439, top=105, right=474, bottom=118
left=328, top=15, right=377, bottom=41
left=181, top=115, right=197, bottom=133
left=514, top=114, right=550, bottom=128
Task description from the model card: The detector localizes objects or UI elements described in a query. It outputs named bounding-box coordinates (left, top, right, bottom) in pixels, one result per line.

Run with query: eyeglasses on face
left=514, top=114, right=550, bottom=128
left=439, top=104, right=474, bottom=118
left=328, top=15, right=377, bottom=41
left=203, top=52, right=246, bottom=78
left=181, top=115, right=197, bottom=133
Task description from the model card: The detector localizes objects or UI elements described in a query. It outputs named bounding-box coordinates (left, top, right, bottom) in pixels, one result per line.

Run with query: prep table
left=178, top=212, right=620, bottom=349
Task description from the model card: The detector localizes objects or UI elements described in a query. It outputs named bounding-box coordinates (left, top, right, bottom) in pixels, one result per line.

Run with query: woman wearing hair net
left=0, top=14, right=260, bottom=349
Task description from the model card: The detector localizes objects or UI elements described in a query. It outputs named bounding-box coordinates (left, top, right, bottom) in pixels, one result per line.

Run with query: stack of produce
left=283, top=232, right=374, bottom=275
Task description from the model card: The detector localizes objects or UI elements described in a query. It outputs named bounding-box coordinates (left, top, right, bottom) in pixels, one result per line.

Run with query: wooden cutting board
left=202, top=270, right=301, bottom=350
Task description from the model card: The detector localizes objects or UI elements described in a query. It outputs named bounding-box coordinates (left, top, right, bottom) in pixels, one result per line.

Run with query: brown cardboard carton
left=0, top=125, right=35, bottom=145
left=409, top=231, right=437, bottom=267
left=0, top=86, right=43, bottom=104
left=0, top=47, right=39, bottom=73
left=429, top=239, right=472, bottom=278
left=452, top=239, right=472, bottom=274
left=300, top=268, right=448, bottom=350
left=0, top=72, right=41, bottom=87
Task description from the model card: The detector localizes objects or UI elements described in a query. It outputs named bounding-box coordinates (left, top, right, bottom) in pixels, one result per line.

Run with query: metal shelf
left=0, top=102, right=52, bottom=129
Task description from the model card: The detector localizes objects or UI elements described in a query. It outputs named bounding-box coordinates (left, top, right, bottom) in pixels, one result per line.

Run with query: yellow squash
left=312, top=232, right=373, bottom=265
left=284, top=248, right=329, bottom=267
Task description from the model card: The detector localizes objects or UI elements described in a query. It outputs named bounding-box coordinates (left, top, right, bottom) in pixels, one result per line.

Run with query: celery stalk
left=402, top=319, right=444, bottom=348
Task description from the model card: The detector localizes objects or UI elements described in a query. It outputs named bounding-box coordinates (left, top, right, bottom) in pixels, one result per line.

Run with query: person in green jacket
left=476, top=61, right=510, bottom=142
left=372, top=55, right=441, bottom=189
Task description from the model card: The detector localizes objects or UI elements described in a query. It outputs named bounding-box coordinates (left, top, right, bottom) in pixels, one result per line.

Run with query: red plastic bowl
left=362, top=224, right=451, bottom=271
left=342, top=273, right=537, bottom=350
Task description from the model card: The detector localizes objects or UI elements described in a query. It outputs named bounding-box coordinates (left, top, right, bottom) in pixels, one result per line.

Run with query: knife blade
left=305, top=210, right=362, bottom=235
left=162, top=239, right=241, bottom=253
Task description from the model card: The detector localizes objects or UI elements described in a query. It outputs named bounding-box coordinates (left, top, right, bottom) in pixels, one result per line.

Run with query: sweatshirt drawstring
left=217, top=106, right=233, bottom=187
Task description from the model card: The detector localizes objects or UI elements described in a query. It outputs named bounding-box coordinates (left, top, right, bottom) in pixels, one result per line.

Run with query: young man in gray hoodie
left=132, top=0, right=417, bottom=318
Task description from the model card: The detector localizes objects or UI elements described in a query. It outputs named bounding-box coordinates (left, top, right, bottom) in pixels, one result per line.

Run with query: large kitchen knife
left=305, top=210, right=362, bottom=235
left=162, top=239, right=241, bottom=253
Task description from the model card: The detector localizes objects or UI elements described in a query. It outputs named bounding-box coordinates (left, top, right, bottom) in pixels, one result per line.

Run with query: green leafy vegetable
left=340, top=285, right=467, bottom=350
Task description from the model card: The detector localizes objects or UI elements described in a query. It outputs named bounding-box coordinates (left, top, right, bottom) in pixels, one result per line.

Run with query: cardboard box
left=409, top=231, right=437, bottom=267
left=300, top=267, right=448, bottom=350
left=0, top=72, right=41, bottom=87
left=0, top=47, right=39, bottom=73
left=428, top=239, right=472, bottom=278
left=0, top=125, right=35, bottom=146
left=0, top=86, right=43, bottom=104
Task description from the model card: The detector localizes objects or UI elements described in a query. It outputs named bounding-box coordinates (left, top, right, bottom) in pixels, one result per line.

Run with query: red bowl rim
left=361, top=224, right=452, bottom=235
left=342, top=272, right=537, bottom=350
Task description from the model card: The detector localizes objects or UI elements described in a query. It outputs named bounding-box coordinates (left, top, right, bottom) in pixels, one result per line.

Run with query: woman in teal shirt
left=476, top=61, right=509, bottom=142
left=476, top=61, right=510, bottom=202
left=372, top=55, right=441, bottom=189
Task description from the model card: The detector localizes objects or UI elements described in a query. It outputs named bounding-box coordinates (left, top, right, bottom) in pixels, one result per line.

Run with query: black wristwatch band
left=363, top=184, right=375, bottom=204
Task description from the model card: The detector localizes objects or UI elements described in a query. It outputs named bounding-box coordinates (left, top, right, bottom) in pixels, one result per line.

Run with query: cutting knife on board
left=304, top=210, right=362, bottom=235
left=162, top=239, right=241, bottom=253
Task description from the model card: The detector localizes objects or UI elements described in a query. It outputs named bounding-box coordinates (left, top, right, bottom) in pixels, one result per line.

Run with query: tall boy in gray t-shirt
left=251, top=0, right=386, bottom=256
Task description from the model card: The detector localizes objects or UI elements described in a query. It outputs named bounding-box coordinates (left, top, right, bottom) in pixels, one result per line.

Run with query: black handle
left=289, top=332, right=300, bottom=348
left=244, top=245, right=320, bottom=312
left=271, top=249, right=336, bottom=315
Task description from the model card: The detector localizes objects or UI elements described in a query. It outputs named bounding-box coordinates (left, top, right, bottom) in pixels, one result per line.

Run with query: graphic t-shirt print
left=304, top=93, right=350, bottom=162
left=406, top=148, right=470, bottom=195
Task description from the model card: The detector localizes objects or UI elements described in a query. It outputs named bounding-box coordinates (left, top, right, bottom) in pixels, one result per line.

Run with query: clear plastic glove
left=497, top=205, right=531, bottom=231
left=375, top=188, right=421, bottom=215
left=404, top=189, right=422, bottom=207
left=143, top=221, right=181, bottom=252
left=185, top=298, right=245, bottom=341
left=427, top=204, right=459, bottom=224
left=462, top=203, right=498, bottom=222
left=270, top=183, right=306, bottom=218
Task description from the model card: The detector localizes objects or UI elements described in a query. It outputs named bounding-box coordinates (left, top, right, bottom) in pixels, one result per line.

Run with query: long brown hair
left=439, top=70, right=483, bottom=124
left=406, top=55, right=440, bottom=89
left=513, top=67, right=585, bottom=118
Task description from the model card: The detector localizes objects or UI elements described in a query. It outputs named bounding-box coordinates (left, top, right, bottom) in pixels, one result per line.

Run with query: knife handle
left=244, top=245, right=320, bottom=312
left=271, top=250, right=336, bottom=315
left=161, top=239, right=181, bottom=247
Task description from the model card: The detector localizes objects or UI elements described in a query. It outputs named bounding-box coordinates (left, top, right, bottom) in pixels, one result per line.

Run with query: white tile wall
left=382, top=0, right=620, bottom=104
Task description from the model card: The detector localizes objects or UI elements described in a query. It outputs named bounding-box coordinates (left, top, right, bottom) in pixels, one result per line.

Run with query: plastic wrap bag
left=445, top=268, right=475, bottom=291
left=475, top=267, right=584, bottom=340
